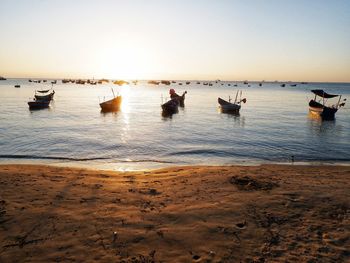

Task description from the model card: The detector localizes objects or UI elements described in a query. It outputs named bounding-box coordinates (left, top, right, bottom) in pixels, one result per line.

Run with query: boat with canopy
left=309, top=89, right=346, bottom=120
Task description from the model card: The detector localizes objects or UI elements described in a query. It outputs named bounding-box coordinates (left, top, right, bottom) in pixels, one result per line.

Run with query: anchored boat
left=99, top=89, right=122, bottom=112
left=309, top=89, right=346, bottom=120
left=218, top=90, right=247, bottom=113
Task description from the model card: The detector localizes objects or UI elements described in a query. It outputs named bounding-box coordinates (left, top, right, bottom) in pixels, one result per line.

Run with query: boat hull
left=28, top=100, right=50, bottom=110
left=100, top=96, right=122, bottom=112
left=309, top=100, right=338, bottom=120
left=35, top=91, right=55, bottom=101
left=218, top=97, right=241, bottom=113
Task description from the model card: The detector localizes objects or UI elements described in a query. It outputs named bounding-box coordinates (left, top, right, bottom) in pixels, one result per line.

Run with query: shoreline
left=0, top=164, right=349, bottom=262
left=1, top=159, right=350, bottom=172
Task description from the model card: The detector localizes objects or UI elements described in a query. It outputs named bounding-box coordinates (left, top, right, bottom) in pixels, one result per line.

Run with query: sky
left=0, top=0, right=349, bottom=82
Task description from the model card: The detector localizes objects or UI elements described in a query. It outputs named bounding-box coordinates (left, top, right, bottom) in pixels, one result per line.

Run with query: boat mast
left=234, top=90, right=239, bottom=104
left=336, top=95, right=342, bottom=109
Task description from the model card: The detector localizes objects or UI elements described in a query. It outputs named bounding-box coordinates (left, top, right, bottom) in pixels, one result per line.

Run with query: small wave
left=0, top=154, right=174, bottom=164
left=0, top=154, right=110, bottom=161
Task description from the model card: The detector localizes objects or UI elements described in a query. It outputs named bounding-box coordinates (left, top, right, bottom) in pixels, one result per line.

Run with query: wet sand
left=0, top=164, right=349, bottom=262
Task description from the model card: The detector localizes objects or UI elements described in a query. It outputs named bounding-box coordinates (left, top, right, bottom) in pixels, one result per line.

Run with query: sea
left=0, top=79, right=349, bottom=170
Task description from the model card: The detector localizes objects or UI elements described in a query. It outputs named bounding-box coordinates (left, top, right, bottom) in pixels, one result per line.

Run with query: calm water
left=0, top=79, right=349, bottom=170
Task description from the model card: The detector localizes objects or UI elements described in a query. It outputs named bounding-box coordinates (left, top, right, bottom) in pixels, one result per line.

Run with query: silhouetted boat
left=309, top=89, right=346, bottom=120
left=281, top=84, right=286, bottom=87
left=290, top=84, right=297, bottom=87
left=186, top=81, right=190, bottom=85
left=161, top=80, right=171, bottom=85
left=218, top=90, right=247, bottom=113
left=28, top=99, right=51, bottom=110
left=14, top=85, right=20, bottom=88
left=0, top=76, right=6, bottom=80
left=99, top=89, right=122, bottom=112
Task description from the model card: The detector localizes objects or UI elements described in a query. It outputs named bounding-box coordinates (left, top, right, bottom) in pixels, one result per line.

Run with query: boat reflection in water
left=307, top=112, right=342, bottom=136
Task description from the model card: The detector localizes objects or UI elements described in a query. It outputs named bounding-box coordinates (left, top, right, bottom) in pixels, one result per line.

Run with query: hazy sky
left=0, top=0, right=349, bottom=81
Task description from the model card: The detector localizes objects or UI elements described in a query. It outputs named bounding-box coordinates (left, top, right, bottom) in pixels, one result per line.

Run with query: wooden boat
left=309, top=89, right=346, bottom=120
left=14, top=85, right=20, bottom=88
left=28, top=99, right=50, bottom=110
left=161, top=98, right=179, bottom=115
left=34, top=90, right=55, bottom=101
left=170, top=90, right=187, bottom=107
left=218, top=90, right=247, bottom=113
left=99, top=89, right=122, bottom=112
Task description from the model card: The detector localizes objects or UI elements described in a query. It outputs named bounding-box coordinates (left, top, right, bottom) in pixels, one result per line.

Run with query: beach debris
left=113, top=231, right=118, bottom=242
left=235, top=220, right=247, bottom=229
left=192, top=254, right=201, bottom=261
left=230, top=176, right=278, bottom=191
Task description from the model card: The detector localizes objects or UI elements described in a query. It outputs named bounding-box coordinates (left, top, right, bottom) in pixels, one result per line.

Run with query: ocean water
left=0, top=79, right=349, bottom=170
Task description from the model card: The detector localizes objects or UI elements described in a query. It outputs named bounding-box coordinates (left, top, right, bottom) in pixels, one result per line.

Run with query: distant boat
left=14, top=85, right=20, bottom=88
left=148, top=80, right=160, bottom=85
left=186, top=81, right=190, bottom=85
left=0, top=76, right=6, bottom=80
left=309, top=89, right=346, bottom=120
left=51, top=80, right=57, bottom=84
left=218, top=90, right=247, bottom=113
left=290, top=84, right=297, bottom=87
left=280, top=84, right=286, bottom=87
left=243, top=80, right=248, bottom=85
left=196, top=81, right=200, bottom=84
left=99, top=89, right=122, bottom=112
left=259, top=83, right=262, bottom=87
left=113, top=80, right=129, bottom=86
left=161, top=80, right=171, bottom=85
left=301, top=82, right=308, bottom=84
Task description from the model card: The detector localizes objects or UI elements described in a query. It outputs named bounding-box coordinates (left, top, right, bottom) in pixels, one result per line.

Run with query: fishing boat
left=170, top=89, right=187, bottom=107
left=161, top=98, right=179, bottom=115
left=34, top=90, right=55, bottom=101
left=28, top=99, right=51, bottom=110
left=309, top=89, right=346, bottom=120
left=218, top=90, right=247, bottom=113
left=99, top=89, right=122, bottom=112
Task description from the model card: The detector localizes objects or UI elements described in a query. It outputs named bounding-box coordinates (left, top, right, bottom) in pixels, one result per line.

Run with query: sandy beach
left=0, top=164, right=349, bottom=262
